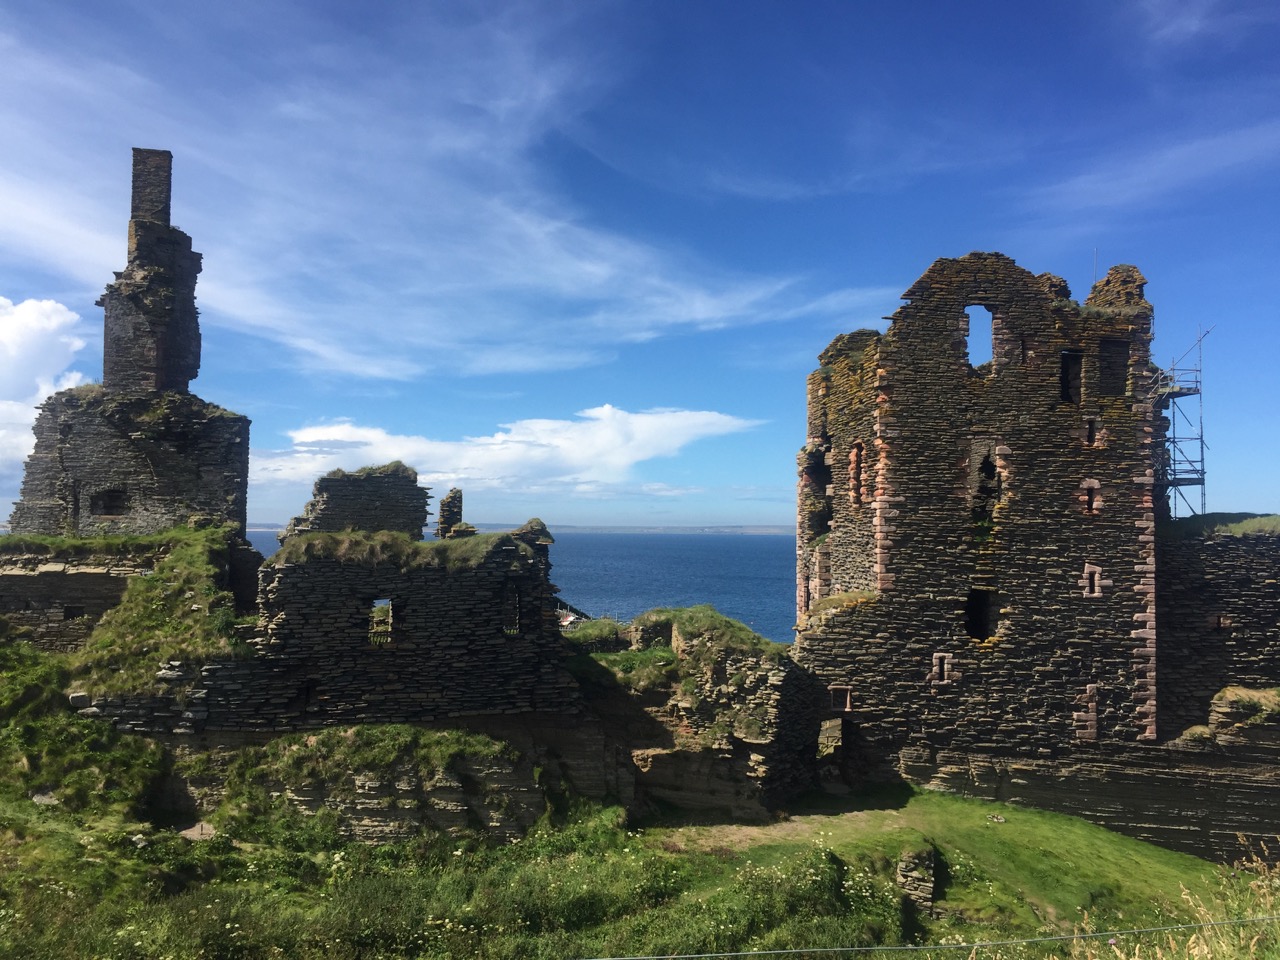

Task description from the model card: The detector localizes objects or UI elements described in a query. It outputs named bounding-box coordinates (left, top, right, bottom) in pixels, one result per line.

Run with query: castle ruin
left=8, top=149, right=250, bottom=538
left=793, top=253, right=1280, bottom=856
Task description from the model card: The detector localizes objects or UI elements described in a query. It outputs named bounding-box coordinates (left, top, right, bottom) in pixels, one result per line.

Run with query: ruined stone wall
left=280, top=463, right=429, bottom=543
left=797, top=331, right=881, bottom=614
left=81, top=531, right=579, bottom=734
left=668, top=640, right=824, bottom=807
left=102, top=148, right=202, bottom=396
left=899, top=739, right=1280, bottom=863
left=9, top=389, right=250, bottom=537
left=1156, top=533, right=1280, bottom=737
left=794, top=254, right=1160, bottom=757
left=0, top=555, right=151, bottom=652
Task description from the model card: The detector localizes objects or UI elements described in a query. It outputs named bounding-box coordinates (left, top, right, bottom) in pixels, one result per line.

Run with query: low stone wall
left=900, top=739, right=1280, bottom=863
left=0, top=554, right=154, bottom=652
left=78, top=532, right=581, bottom=733
left=666, top=634, right=823, bottom=808
left=1157, top=533, right=1280, bottom=738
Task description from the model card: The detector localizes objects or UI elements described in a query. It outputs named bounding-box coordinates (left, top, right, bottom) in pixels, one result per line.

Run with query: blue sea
left=247, top=530, right=798, bottom=644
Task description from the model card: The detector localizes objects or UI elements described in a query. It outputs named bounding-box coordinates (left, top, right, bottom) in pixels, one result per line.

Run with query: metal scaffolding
left=1150, top=328, right=1211, bottom=517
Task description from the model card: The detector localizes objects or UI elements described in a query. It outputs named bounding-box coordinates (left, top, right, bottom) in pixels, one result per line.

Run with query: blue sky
left=2, top=0, right=1278, bottom=528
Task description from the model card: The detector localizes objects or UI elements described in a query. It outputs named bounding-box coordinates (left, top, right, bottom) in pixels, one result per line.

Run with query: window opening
left=828, top=685, right=854, bottom=712
left=972, top=453, right=1002, bottom=541
left=89, top=489, right=130, bottom=516
left=1086, top=487, right=1096, bottom=512
left=801, top=448, right=833, bottom=538
left=965, top=305, right=995, bottom=369
left=963, top=588, right=1000, bottom=640
left=1098, top=339, right=1129, bottom=396
left=503, top=584, right=521, bottom=636
left=1060, top=351, right=1083, bottom=404
left=1086, top=418, right=1097, bottom=445
left=929, top=652, right=955, bottom=686
left=368, top=598, right=393, bottom=644
left=1080, top=563, right=1106, bottom=598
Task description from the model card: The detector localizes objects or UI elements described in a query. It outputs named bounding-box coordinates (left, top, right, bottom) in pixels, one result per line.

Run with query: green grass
left=590, top=644, right=678, bottom=692
left=322, top=460, right=418, bottom=480
left=0, top=527, right=202, bottom=559
left=0, top=774, right=1251, bottom=960
left=561, top=617, right=624, bottom=648
left=1159, top=511, right=1280, bottom=539
left=0, top=650, right=1259, bottom=960
left=68, top=526, right=246, bottom=695
left=271, top=529, right=529, bottom=571
left=1214, top=514, right=1280, bottom=536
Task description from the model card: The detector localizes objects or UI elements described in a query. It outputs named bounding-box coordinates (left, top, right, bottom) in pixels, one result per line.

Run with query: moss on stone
left=270, top=529, right=530, bottom=570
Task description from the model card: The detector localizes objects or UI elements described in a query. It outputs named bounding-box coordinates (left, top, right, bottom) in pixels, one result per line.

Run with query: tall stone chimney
left=100, top=147, right=202, bottom=395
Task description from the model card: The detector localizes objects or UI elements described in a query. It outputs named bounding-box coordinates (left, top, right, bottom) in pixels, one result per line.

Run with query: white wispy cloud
left=1134, top=0, right=1280, bottom=45
left=0, top=5, right=874, bottom=381
left=1024, top=119, right=1280, bottom=216
left=251, top=405, right=763, bottom=493
left=0, top=297, right=89, bottom=495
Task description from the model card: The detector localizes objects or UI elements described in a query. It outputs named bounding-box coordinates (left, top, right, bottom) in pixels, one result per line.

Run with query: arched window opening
left=965, top=305, right=995, bottom=370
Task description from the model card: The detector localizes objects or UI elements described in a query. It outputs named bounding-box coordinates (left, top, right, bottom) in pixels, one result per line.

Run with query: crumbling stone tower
left=9, top=149, right=250, bottom=536
left=101, top=149, right=202, bottom=395
left=793, top=253, right=1165, bottom=762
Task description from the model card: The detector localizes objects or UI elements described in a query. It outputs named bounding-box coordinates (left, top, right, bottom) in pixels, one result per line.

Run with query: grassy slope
left=0, top=589, right=1271, bottom=958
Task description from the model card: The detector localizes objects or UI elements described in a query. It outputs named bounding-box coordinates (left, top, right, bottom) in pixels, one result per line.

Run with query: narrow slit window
left=1086, top=418, right=1097, bottom=445
left=1080, top=563, right=1106, bottom=598
left=1060, top=351, right=1083, bottom=404
left=368, top=598, right=393, bottom=644
left=502, top=584, right=521, bottom=636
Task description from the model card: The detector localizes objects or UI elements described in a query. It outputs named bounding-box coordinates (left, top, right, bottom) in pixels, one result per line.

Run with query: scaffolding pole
left=1150, top=327, right=1211, bottom=518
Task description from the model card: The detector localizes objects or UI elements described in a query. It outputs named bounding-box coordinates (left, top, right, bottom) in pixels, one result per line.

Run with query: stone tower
left=9, top=150, right=250, bottom=536
left=793, top=253, right=1164, bottom=756
left=100, top=149, right=203, bottom=395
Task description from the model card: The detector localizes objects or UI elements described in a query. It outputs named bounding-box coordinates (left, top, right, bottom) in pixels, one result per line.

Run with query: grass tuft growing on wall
left=69, top=526, right=245, bottom=695
left=272, top=529, right=526, bottom=571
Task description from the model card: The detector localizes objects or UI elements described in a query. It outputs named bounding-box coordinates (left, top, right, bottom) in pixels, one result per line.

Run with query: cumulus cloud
left=251, top=405, right=763, bottom=493
left=0, top=296, right=88, bottom=493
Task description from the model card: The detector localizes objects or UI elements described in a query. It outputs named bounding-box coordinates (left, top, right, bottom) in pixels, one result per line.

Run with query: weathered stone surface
left=791, top=252, right=1280, bottom=860
left=435, top=487, right=476, bottom=540
left=794, top=254, right=1162, bottom=754
left=279, top=462, right=430, bottom=543
left=9, top=148, right=249, bottom=537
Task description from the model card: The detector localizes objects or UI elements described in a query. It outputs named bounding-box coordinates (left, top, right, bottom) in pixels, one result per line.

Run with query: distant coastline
left=247, top=523, right=794, bottom=536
